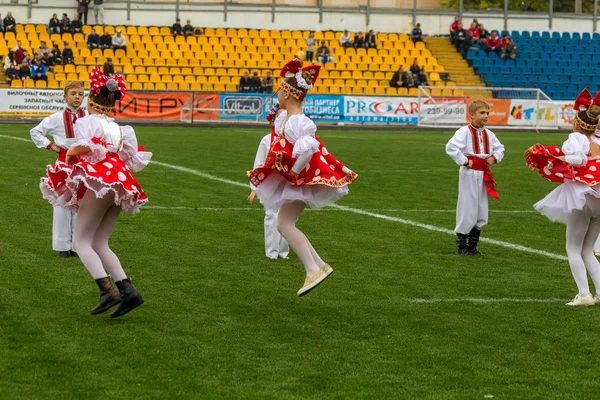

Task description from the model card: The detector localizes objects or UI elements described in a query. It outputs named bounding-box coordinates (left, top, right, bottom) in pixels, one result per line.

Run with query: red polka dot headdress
left=279, top=59, right=321, bottom=101
left=574, top=88, right=600, bottom=131
left=88, top=66, right=127, bottom=113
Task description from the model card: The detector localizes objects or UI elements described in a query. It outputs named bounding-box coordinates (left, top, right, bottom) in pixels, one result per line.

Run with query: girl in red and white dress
left=248, top=59, right=358, bottom=296
left=40, top=67, right=151, bottom=318
left=526, top=89, right=600, bottom=306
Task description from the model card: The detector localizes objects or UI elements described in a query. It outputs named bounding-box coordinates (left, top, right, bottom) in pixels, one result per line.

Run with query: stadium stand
left=468, top=30, right=600, bottom=100
left=0, top=23, right=459, bottom=96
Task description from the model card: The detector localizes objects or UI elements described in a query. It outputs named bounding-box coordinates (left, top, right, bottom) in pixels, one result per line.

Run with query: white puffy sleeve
left=446, top=128, right=469, bottom=166
left=70, top=116, right=108, bottom=164
left=119, top=125, right=152, bottom=172
left=285, top=115, right=320, bottom=158
left=30, top=116, right=53, bottom=149
left=562, top=132, right=589, bottom=167
left=274, top=110, right=287, bottom=135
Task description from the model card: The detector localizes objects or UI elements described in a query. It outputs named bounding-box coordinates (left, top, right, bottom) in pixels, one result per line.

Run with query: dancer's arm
left=30, top=116, right=57, bottom=151
left=562, top=133, right=588, bottom=167
left=65, top=144, right=91, bottom=165
left=446, top=128, right=469, bottom=166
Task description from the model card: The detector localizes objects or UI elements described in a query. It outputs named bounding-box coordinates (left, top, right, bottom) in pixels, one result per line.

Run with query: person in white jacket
left=248, top=104, right=289, bottom=260
left=30, top=81, right=87, bottom=258
left=446, top=100, right=505, bottom=255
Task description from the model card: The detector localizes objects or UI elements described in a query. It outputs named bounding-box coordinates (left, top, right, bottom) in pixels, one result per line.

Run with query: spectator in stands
left=100, top=28, right=112, bottom=50
left=411, top=23, right=423, bottom=43
left=366, top=30, right=377, bottom=50
left=14, top=45, right=26, bottom=65
left=70, top=14, right=83, bottom=34
left=112, top=29, right=127, bottom=50
left=389, top=66, right=405, bottom=88
left=62, top=43, right=74, bottom=64
left=416, top=68, right=428, bottom=86
left=501, top=36, right=517, bottom=60
left=467, top=22, right=480, bottom=43
left=353, top=32, right=366, bottom=49
left=4, top=11, right=16, bottom=34
left=0, top=13, right=3, bottom=34
left=340, top=30, right=352, bottom=48
left=13, top=40, right=22, bottom=52
left=250, top=72, right=263, bottom=92
left=485, top=31, right=502, bottom=55
left=3, top=50, right=14, bottom=71
left=6, top=62, right=18, bottom=81
left=60, top=13, right=71, bottom=34
left=449, top=15, right=460, bottom=45
left=239, top=72, right=251, bottom=92
left=93, top=0, right=104, bottom=25
left=454, top=23, right=468, bottom=55
left=172, top=18, right=184, bottom=36
left=18, top=60, right=31, bottom=81
left=38, top=41, right=52, bottom=58
left=183, top=19, right=195, bottom=37
left=305, top=32, right=315, bottom=62
left=317, top=41, right=333, bottom=64
left=41, top=52, right=54, bottom=73
left=51, top=44, right=62, bottom=64
left=77, top=0, right=91, bottom=25
left=87, top=28, right=101, bottom=50
left=403, top=71, right=417, bottom=89
left=409, top=59, right=421, bottom=75
left=262, top=71, right=274, bottom=93
left=49, top=13, right=61, bottom=35
left=103, top=58, right=115, bottom=77
left=478, top=23, right=490, bottom=44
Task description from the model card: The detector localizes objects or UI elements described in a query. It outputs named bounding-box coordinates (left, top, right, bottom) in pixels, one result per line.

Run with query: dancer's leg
left=91, top=204, right=127, bottom=282
left=277, top=201, right=320, bottom=275
left=73, top=191, right=112, bottom=279
left=566, top=208, right=592, bottom=295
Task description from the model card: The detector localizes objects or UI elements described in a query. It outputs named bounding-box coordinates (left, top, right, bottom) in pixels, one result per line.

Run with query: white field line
left=143, top=206, right=535, bottom=214
left=152, top=160, right=567, bottom=261
left=0, top=135, right=562, bottom=261
left=0, top=133, right=31, bottom=142
left=403, top=298, right=565, bottom=304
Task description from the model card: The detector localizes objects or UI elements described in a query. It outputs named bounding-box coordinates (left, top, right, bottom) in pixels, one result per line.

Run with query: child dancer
left=40, top=67, right=152, bottom=317
left=248, top=59, right=358, bottom=296
left=446, top=100, right=505, bottom=255
left=248, top=103, right=290, bottom=259
left=526, top=89, right=600, bottom=306
left=30, top=81, right=87, bottom=259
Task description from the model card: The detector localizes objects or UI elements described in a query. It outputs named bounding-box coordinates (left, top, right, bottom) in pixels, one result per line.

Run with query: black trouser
left=78, top=7, right=89, bottom=25
left=306, top=51, right=313, bottom=62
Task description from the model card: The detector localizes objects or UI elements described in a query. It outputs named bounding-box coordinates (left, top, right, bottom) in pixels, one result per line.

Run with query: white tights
left=73, top=190, right=127, bottom=282
left=277, top=201, right=325, bottom=276
left=566, top=196, right=600, bottom=296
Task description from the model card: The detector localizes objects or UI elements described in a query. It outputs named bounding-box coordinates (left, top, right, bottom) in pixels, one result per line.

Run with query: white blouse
left=276, top=110, right=320, bottom=173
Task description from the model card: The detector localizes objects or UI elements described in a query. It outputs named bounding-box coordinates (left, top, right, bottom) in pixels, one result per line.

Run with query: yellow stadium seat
left=138, top=26, right=149, bottom=36
left=126, top=26, right=137, bottom=35
left=155, top=82, right=166, bottom=91
left=160, top=27, right=171, bottom=36
left=126, top=74, right=137, bottom=83
left=48, top=80, right=59, bottom=89
left=363, top=86, right=375, bottom=95
left=138, top=75, right=149, bottom=83
left=24, top=79, right=35, bottom=88
left=149, top=27, right=160, bottom=36
left=36, top=24, right=47, bottom=33
left=150, top=74, right=161, bottom=83
left=11, top=80, right=23, bottom=88
left=162, top=75, right=172, bottom=83
left=143, top=82, right=155, bottom=90
left=185, top=75, right=195, bottom=84
left=190, top=83, right=202, bottom=92
left=166, top=82, right=178, bottom=91
left=131, top=82, right=143, bottom=90
left=248, top=29, right=258, bottom=38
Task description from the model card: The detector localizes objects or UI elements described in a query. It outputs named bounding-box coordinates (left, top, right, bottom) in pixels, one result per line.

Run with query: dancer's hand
left=65, top=154, right=75, bottom=165
left=248, top=190, right=257, bottom=204
left=49, top=143, right=61, bottom=153
left=464, top=160, right=473, bottom=168
left=486, top=157, right=495, bottom=165
left=288, top=170, right=298, bottom=177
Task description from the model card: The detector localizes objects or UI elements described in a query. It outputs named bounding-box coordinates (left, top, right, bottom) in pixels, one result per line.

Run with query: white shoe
left=566, top=293, right=595, bottom=306
left=593, top=294, right=600, bottom=305
left=297, top=264, right=333, bottom=296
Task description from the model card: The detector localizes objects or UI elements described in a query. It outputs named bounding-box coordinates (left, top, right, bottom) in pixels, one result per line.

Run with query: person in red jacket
left=486, top=31, right=502, bottom=55
left=449, top=15, right=460, bottom=45
left=467, top=22, right=480, bottom=43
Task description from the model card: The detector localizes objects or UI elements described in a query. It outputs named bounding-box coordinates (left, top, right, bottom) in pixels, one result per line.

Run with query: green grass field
left=2, top=124, right=600, bottom=399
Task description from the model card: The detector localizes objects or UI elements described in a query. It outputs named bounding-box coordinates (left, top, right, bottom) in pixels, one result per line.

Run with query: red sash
left=467, top=156, right=498, bottom=199
left=57, top=147, right=68, bottom=163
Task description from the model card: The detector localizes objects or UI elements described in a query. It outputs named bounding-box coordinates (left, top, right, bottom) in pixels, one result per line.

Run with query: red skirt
left=525, top=144, right=600, bottom=186
left=41, top=153, right=148, bottom=214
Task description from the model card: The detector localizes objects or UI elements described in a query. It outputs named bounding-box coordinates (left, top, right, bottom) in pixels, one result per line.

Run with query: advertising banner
left=219, top=93, right=271, bottom=121
left=507, top=99, right=557, bottom=127
left=116, top=92, right=219, bottom=120
left=420, top=98, right=466, bottom=125
left=303, top=95, right=344, bottom=122
left=344, top=96, right=420, bottom=123
left=469, top=98, right=511, bottom=125
left=0, top=89, right=88, bottom=116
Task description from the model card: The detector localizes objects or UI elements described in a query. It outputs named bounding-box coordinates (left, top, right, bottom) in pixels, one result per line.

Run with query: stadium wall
left=0, top=88, right=577, bottom=128
left=2, top=1, right=598, bottom=35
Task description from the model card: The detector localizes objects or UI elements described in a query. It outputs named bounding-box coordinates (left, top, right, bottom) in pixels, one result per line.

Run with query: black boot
left=110, top=278, right=144, bottom=318
left=91, top=276, right=120, bottom=315
left=467, top=227, right=482, bottom=255
left=58, top=251, right=70, bottom=259
left=455, top=233, right=469, bottom=255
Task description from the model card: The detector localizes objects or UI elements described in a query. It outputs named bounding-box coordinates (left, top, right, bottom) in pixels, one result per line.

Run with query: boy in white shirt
left=248, top=104, right=289, bottom=259
left=30, top=81, right=87, bottom=258
left=446, top=100, right=505, bottom=255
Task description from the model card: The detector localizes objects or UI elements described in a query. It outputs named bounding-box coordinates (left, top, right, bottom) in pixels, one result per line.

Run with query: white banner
left=420, top=98, right=467, bottom=125
left=344, top=96, right=419, bottom=124
left=0, top=89, right=88, bottom=115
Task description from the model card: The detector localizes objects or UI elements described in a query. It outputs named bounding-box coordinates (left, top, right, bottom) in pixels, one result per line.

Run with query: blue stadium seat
left=551, top=32, right=561, bottom=39
left=561, top=32, right=571, bottom=40
left=501, top=30, right=510, bottom=37
left=582, top=32, right=591, bottom=40
left=511, top=30, right=520, bottom=37
left=531, top=31, right=541, bottom=39
left=594, top=33, right=600, bottom=40
left=521, top=30, right=530, bottom=38
left=541, top=31, right=551, bottom=39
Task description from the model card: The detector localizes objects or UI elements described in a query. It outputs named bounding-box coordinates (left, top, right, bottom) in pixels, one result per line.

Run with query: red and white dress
left=248, top=110, right=358, bottom=211
left=40, top=114, right=152, bottom=214
left=526, top=132, right=600, bottom=223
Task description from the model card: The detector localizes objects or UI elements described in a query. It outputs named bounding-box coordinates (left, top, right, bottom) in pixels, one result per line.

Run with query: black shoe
left=69, top=250, right=79, bottom=258
left=91, top=276, right=121, bottom=315
left=110, top=278, right=144, bottom=318
left=455, top=233, right=469, bottom=255
left=467, top=227, right=482, bottom=255
left=58, top=251, right=70, bottom=259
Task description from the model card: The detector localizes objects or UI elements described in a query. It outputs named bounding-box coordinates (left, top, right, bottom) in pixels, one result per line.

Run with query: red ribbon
left=57, top=147, right=67, bottom=162
left=467, top=156, right=498, bottom=199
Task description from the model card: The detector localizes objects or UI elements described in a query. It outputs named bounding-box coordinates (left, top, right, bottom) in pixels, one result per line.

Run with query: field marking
left=0, top=134, right=562, bottom=261
left=404, top=298, right=565, bottom=304
left=152, top=161, right=567, bottom=261
left=0, top=133, right=31, bottom=143
left=144, top=206, right=535, bottom=214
